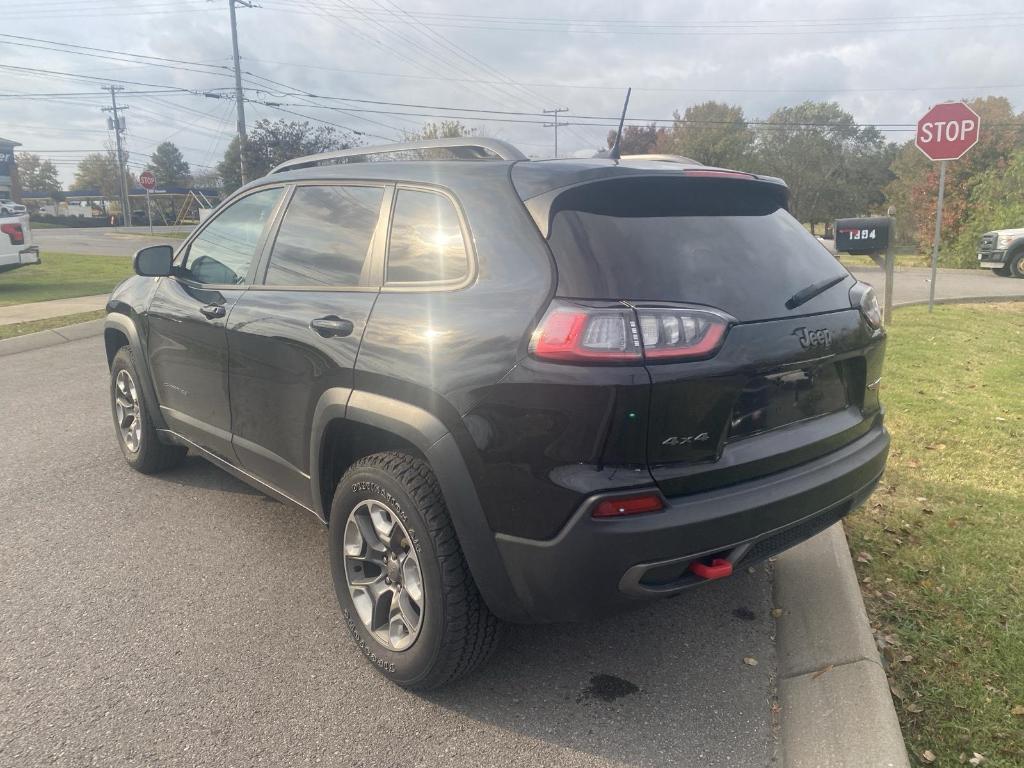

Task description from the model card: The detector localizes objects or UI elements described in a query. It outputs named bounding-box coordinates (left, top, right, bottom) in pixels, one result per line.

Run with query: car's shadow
left=151, top=453, right=777, bottom=766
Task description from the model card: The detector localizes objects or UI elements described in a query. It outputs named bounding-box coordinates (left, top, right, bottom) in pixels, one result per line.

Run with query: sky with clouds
left=2, top=0, right=1022, bottom=185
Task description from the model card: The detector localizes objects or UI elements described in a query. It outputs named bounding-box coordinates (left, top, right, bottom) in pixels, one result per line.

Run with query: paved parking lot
left=33, top=226, right=192, bottom=257
left=0, top=338, right=777, bottom=767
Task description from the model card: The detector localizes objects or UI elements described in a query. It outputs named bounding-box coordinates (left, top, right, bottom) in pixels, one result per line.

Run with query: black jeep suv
left=105, top=138, right=889, bottom=689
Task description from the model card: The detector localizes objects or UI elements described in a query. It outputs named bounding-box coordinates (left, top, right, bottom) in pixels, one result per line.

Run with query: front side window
left=183, top=187, right=283, bottom=285
left=386, top=189, right=468, bottom=284
left=265, top=185, right=384, bottom=287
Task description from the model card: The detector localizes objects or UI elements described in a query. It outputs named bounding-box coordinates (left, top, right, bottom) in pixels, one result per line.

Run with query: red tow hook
left=688, top=557, right=734, bottom=580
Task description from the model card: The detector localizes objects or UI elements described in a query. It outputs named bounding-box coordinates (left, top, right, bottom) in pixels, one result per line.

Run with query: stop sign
left=916, top=102, right=980, bottom=161
left=139, top=170, right=157, bottom=191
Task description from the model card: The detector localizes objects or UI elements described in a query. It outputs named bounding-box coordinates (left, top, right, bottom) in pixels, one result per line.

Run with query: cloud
left=1, top=0, right=1020, bottom=184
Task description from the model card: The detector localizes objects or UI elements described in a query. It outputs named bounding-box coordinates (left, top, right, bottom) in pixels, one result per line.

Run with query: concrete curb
left=774, top=525, right=909, bottom=768
left=0, top=319, right=104, bottom=357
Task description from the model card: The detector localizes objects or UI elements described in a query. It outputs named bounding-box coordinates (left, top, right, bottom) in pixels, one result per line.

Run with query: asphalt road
left=0, top=338, right=777, bottom=768
left=848, top=264, right=1024, bottom=305
left=33, top=226, right=192, bottom=257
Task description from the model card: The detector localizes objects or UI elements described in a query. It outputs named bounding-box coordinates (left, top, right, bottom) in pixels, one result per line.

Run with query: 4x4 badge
left=792, top=327, right=833, bottom=349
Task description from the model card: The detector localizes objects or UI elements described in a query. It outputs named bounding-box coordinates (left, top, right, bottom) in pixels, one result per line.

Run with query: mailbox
left=834, top=217, right=893, bottom=255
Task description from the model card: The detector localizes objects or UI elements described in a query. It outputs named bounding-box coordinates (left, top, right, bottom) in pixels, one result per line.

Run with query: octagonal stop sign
left=916, top=102, right=980, bottom=161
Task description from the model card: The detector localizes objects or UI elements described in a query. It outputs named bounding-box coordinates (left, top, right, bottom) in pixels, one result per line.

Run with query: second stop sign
left=916, top=102, right=980, bottom=161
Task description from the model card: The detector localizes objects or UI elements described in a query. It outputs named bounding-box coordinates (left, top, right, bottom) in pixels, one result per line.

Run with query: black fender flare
left=104, top=312, right=168, bottom=431
left=309, top=387, right=530, bottom=622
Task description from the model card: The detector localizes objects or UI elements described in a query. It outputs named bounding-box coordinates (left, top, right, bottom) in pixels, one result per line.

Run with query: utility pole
left=101, top=85, right=131, bottom=228
left=542, top=107, right=569, bottom=158
left=228, top=0, right=254, bottom=185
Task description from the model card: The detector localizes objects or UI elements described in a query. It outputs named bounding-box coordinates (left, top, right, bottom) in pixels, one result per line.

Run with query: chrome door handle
left=199, top=303, right=226, bottom=319
left=310, top=316, right=354, bottom=338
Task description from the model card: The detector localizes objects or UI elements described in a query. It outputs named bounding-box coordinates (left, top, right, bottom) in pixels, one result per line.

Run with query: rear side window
left=265, top=185, right=384, bottom=287
left=545, top=176, right=849, bottom=321
left=386, top=188, right=468, bottom=284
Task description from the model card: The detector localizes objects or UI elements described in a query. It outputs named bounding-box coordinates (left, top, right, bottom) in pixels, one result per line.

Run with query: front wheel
left=329, top=452, right=500, bottom=689
left=110, top=347, right=186, bottom=473
left=1009, top=252, right=1024, bottom=278
left=993, top=265, right=1012, bottom=277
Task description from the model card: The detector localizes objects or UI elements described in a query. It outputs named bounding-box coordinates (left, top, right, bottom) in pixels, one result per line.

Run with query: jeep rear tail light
left=1, top=223, right=24, bottom=245
left=635, top=308, right=729, bottom=361
left=530, top=304, right=642, bottom=362
left=530, top=301, right=730, bottom=363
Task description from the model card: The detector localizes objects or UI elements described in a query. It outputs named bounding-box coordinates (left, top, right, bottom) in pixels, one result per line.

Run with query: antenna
left=608, top=87, right=632, bottom=161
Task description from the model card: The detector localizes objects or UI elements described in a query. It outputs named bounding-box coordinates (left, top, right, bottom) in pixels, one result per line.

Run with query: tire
left=110, top=346, right=186, bottom=474
left=994, top=265, right=1012, bottom=277
left=1009, top=251, right=1024, bottom=278
left=329, top=451, right=500, bottom=689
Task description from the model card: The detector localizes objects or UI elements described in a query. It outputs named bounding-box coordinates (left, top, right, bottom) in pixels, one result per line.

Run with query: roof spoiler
left=270, top=137, right=528, bottom=174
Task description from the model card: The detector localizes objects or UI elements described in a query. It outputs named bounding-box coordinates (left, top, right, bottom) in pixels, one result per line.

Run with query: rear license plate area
left=729, top=361, right=849, bottom=440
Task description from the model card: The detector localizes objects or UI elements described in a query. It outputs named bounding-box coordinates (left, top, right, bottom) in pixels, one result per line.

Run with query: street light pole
left=102, top=85, right=131, bottom=227
left=228, top=0, right=252, bottom=185
left=542, top=107, right=569, bottom=158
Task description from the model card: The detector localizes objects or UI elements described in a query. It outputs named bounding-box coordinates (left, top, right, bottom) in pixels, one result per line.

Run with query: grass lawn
left=0, top=309, right=105, bottom=340
left=844, top=303, right=1024, bottom=766
left=840, top=252, right=933, bottom=268
left=0, top=252, right=132, bottom=307
left=134, top=230, right=189, bottom=240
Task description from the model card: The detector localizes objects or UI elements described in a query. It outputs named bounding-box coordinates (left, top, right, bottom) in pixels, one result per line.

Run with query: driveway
left=33, top=226, right=191, bottom=257
left=847, top=264, right=1024, bottom=305
left=0, top=338, right=777, bottom=767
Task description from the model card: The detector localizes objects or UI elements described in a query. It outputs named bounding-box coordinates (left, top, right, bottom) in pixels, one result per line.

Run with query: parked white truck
left=0, top=213, right=40, bottom=273
left=977, top=228, right=1024, bottom=278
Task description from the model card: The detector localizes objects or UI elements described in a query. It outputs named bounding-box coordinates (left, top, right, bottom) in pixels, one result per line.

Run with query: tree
left=145, top=142, right=191, bottom=187
left=884, top=96, right=1023, bottom=256
left=754, top=101, right=892, bottom=229
left=407, top=120, right=477, bottom=140
left=73, top=151, right=132, bottom=200
left=951, top=147, right=1024, bottom=267
left=218, top=119, right=359, bottom=193
left=15, top=153, right=61, bottom=195
left=605, top=123, right=664, bottom=155
left=655, top=102, right=754, bottom=168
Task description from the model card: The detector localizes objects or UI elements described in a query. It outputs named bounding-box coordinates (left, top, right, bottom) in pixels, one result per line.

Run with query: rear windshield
left=544, top=176, right=850, bottom=321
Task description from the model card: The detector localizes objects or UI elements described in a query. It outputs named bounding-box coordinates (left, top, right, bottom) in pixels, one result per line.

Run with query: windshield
left=545, top=176, right=851, bottom=321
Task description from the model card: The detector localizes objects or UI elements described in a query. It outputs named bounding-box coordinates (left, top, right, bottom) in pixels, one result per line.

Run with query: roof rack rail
left=620, top=154, right=703, bottom=165
left=270, top=137, right=527, bottom=174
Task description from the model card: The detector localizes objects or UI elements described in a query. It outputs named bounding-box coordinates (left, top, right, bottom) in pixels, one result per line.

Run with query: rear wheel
left=328, top=451, right=500, bottom=689
left=110, top=347, right=186, bottom=473
left=1009, top=251, right=1024, bottom=278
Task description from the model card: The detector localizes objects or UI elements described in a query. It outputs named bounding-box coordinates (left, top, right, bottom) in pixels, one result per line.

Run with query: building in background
left=0, top=137, right=19, bottom=199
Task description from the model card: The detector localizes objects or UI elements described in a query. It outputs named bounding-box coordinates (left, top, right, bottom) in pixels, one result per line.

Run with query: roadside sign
left=915, top=103, right=981, bottom=312
left=915, top=102, right=980, bottom=161
left=139, top=171, right=156, bottom=234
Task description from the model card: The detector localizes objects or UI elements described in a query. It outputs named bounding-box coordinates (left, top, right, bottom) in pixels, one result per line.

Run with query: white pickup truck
left=977, top=227, right=1024, bottom=278
left=0, top=213, right=41, bottom=273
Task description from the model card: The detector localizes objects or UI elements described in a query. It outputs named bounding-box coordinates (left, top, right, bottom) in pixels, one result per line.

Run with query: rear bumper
left=494, top=418, right=889, bottom=622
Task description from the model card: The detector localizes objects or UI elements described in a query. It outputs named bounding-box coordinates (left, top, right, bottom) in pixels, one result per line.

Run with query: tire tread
left=345, top=451, right=500, bottom=689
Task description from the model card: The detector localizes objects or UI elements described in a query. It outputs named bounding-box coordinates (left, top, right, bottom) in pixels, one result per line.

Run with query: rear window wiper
left=785, top=275, right=847, bottom=310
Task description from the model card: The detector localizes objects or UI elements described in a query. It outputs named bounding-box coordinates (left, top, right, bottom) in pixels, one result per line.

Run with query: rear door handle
left=310, top=315, right=354, bottom=338
left=200, top=303, right=226, bottom=319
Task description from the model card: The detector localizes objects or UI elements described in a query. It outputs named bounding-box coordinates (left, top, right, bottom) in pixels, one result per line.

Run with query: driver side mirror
left=133, top=244, right=174, bottom=277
